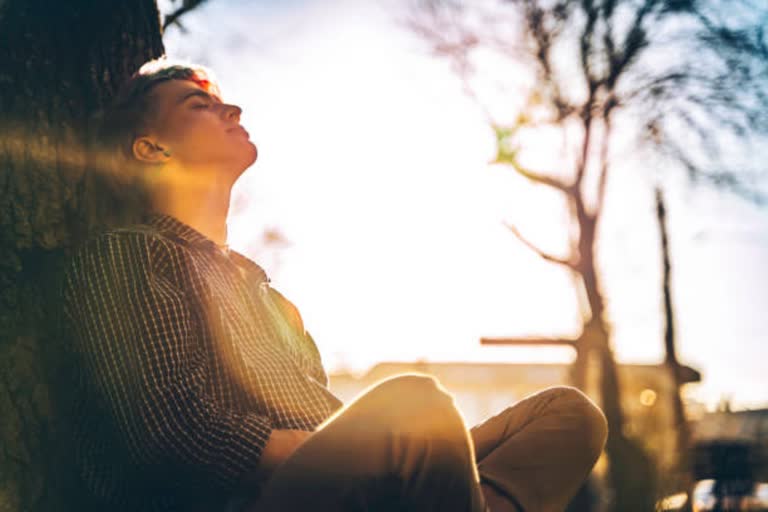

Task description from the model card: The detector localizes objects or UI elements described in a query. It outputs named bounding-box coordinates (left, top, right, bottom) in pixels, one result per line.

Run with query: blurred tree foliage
left=407, top=0, right=768, bottom=510
left=0, top=1, right=202, bottom=510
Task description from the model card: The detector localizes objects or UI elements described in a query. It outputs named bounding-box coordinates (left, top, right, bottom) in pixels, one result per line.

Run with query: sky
left=161, top=0, right=768, bottom=411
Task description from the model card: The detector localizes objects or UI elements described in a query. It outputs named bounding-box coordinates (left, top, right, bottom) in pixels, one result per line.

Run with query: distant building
left=691, top=408, right=768, bottom=479
left=693, top=408, right=768, bottom=442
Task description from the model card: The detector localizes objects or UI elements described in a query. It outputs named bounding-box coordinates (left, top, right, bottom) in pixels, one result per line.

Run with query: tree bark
left=656, top=187, right=692, bottom=491
left=0, top=2, right=164, bottom=510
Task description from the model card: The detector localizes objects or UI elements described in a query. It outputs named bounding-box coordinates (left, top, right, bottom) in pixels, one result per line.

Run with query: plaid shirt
left=61, top=214, right=342, bottom=511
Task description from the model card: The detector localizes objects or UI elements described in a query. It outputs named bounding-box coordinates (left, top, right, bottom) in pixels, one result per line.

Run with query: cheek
left=166, top=118, right=221, bottom=152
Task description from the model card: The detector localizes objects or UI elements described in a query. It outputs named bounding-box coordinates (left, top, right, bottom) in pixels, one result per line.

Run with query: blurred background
left=161, top=0, right=768, bottom=407
left=157, top=0, right=768, bottom=509
left=1, top=0, right=766, bottom=510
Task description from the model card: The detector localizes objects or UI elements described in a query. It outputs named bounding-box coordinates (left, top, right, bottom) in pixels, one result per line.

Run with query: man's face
left=146, top=79, right=257, bottom=181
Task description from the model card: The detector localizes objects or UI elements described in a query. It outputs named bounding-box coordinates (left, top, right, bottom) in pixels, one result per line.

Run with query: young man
left=61, top=59, right=608, bottom=512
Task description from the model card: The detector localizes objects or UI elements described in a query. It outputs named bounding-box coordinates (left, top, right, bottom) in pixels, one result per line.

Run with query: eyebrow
left=177, top=89, right=220, bottom=105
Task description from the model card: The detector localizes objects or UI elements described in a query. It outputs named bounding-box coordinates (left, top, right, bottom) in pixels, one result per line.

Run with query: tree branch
left=578, top=0, right=600, bottom=94
left=503, top=221, right=578, bottom=269
left=618, top=70, right=697, bottom=105
left=595, top=116, right=612, bottom=217
left=492, top=120, right=575, bottom=193
left=606, top=0, right=659, bottom=85
left=661, top=139, right=767, bottom=205
left=508, top=157, right=574, bottom=193
left=524, top=0, right=571, bottom=112
left=162, top=0, right=209, bottom=31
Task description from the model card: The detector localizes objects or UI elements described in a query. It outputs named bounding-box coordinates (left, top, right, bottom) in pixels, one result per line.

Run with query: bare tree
left=406, top=0, right=768, bottom=510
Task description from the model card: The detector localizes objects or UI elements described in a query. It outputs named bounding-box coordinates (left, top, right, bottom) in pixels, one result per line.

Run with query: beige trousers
left=245, top=374, right=608, bottom=512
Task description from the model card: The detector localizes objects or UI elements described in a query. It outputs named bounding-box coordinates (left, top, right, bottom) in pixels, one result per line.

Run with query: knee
left=367, top=374, right=463, bottom=436
left=544, top=386, right=608, bottom=459
left=370, top=373, right=448, bottom=405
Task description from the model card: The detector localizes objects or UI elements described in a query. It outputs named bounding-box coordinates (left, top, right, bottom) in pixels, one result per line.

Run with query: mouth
left=228, top=125, right=250, bottom=139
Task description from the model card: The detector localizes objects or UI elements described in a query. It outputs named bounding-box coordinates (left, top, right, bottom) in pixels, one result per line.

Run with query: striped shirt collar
left=146, top=212, right=212, bottom=248
left=145, top=212, right=270, bottom=283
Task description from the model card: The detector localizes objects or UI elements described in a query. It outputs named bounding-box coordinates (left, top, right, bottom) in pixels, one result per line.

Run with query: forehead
left=150, top=79, right=219, bottom=105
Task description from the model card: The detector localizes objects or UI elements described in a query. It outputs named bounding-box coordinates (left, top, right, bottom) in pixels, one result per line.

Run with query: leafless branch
left=605, top=0, right=660, bottom=86
left=162, top=0, right=209, bottom=31
left=506, top=157, right=574, bottom=193
left=503, top=221, right=578, bottom=269
left=619, top=70, right=696, bottom=105
left=578, top=0, right=600, bottom=94
left=594, top=116, right=611, bottom=217
left=660, top=139, right=767, bottom=205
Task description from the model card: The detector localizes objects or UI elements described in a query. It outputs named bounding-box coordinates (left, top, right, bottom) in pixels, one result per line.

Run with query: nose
left=223, top=103, right=242, bottom=123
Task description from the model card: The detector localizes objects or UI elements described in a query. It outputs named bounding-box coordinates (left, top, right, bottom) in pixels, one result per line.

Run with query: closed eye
left=178, top=90, right=222, bottom=109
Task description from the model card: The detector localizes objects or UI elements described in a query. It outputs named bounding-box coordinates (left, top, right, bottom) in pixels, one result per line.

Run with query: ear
left=132, top=136, right=171, bottom=164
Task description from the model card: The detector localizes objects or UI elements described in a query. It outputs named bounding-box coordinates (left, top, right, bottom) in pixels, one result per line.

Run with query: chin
left=247, top=140, right=258, bottom=164
left=242, top=145, right=257, bottom=171
left=233, top=142, right=258, bottom=176
left=221, top=140, right=258, bottom=178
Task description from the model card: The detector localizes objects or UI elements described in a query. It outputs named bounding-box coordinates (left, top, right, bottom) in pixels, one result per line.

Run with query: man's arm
left=267, top=287, right=330, bottom=387
left=241, top=429, right=314, bottom=485
left=63, top=232, right=275, bottom=491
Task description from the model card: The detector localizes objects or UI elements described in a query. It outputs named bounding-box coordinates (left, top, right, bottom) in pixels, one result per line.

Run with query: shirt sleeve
left=266, top=287, right=329, bottom=386
left=62, top=231, right=272, bottom=491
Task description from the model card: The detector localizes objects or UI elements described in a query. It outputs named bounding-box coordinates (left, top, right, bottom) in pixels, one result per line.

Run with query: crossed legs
left=247, top=374, right=607, bottom=512
left=472, top=385, right=608, bottom=512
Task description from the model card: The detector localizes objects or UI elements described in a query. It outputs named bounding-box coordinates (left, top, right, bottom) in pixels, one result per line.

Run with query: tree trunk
left=568, top=183, right=656, bottom=511
left=576, top=248, right=657, bottom=511
left=0, top=2, right=164, bottom=510
left=656, top=187, right=692, bottom=490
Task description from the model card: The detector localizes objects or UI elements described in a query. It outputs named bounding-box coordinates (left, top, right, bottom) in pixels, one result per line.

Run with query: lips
left=228, top=125, right=250, bottom=139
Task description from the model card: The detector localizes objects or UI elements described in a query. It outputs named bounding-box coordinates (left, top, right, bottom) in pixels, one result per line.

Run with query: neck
left=150, top=177, right=233, bottom=246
